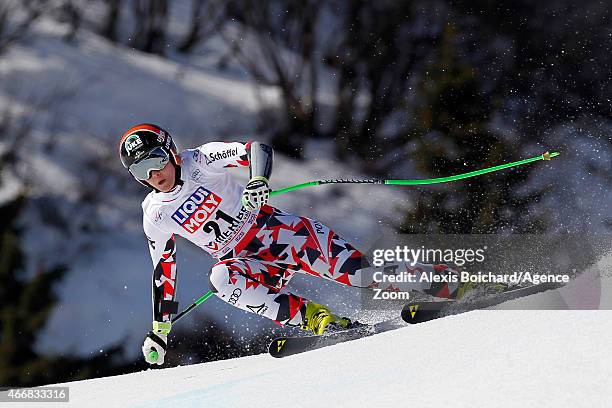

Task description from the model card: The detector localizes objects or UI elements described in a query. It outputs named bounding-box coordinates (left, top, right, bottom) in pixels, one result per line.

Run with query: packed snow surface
left=48, top=284, right=612, bottom=408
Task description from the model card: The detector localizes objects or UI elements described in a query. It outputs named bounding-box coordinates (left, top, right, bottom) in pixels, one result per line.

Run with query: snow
left=0, top=167, right=23, bottom=205
left=37, top=254, right=610, bottom=407
left=46, top=279, right=612, bottom=408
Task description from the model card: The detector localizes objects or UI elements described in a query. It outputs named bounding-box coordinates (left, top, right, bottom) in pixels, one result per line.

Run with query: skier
left=119, top=124, right=472, bottom=365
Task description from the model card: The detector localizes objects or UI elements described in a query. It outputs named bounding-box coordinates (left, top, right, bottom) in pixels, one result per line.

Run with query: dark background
left=0, top=0, right=610, bottom=386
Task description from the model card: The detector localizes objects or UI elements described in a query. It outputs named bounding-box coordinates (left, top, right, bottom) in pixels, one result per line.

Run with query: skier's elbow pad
left=248, top=141, right=273, bottom=180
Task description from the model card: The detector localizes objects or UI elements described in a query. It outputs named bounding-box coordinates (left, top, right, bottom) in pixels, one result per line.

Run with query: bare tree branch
left=0, top=0, right=50, bottom=55
left=178, top=0, right=227, bottom=54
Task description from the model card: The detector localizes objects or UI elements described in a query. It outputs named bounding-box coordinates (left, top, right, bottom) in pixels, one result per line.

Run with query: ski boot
left=300, top=301, right=353, bottom=335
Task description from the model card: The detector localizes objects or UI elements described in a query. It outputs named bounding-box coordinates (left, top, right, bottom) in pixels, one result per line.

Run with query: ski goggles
left=129, top=147, right=170, bottom=180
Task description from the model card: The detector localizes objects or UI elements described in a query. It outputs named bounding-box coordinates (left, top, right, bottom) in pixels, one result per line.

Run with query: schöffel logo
left=205, top=148, right=238, bottom=165
left=172, top=187, right=221, bottom=233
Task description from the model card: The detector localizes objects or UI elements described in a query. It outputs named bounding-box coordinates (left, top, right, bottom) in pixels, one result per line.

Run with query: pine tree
left=399, top=24, right=551, bottom=234
left=0, top=161, right=139, bottom=386
left=0, top=194, right=62, bottom=385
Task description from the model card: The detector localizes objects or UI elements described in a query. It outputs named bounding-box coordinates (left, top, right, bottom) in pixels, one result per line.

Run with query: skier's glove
left=241, top=176, right=270, bottom=211
left=142, top=321, right=171, bottom=365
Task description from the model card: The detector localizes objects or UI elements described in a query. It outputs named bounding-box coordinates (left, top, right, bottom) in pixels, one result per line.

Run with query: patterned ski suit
left=142, top=141, right=461, bottom=326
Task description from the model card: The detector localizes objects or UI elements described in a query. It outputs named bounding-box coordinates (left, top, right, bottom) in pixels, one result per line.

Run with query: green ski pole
left=270, top=151, right=559, bottom=196
left=148, top=290, right=215, bottom=363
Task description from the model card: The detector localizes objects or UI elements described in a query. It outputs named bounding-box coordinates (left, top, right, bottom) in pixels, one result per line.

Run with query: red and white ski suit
left=142, top=142, right=460, bottom=325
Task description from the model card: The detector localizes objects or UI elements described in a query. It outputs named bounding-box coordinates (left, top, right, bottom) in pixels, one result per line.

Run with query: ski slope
left=44, top=278, right=612, bottom=408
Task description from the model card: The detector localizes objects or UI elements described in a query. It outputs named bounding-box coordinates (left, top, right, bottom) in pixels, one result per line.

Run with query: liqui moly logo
left=172, top=187, right=221, bottom=233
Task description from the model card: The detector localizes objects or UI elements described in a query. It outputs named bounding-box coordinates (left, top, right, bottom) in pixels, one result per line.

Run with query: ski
left=268, top=317, right=406, bottom=358
left=401, top=282, right=565, bottom=324
left=269, top=282, right=565, bottom=357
